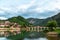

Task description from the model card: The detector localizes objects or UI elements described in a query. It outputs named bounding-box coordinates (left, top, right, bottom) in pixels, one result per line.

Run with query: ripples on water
left=24, top=38, right=48, bottom=40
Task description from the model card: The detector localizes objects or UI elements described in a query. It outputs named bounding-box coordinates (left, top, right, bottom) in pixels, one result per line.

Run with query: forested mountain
left=7, top=16, right=32, bottom=27
left=27, top=18, right=44, bottom=26
left=27, top=13, right=60, bottom=26
left=0, top=13, right=60, bottom=27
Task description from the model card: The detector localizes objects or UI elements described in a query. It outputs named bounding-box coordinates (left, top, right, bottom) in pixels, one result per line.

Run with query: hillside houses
left=0, top=21, right=21, bottom=28
left=0, top=21, right=21, bottom=37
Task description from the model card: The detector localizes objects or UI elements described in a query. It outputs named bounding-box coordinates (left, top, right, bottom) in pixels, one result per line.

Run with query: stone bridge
left=0, top=27, right=60, bottom=32
left=0, top=27, right=59, bottom=37
left=21, top=26, right=49, bottom=32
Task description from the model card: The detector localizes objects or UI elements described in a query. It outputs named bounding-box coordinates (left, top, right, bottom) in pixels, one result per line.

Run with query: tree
left=46, top=20, right=58, bottom=31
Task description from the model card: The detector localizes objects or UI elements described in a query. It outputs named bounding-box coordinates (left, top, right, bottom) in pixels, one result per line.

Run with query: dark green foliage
left=46, top=20, right=58, bottom=31
left=46, top=20, right=58, bottom=27
left=8, top=16, right=32, bottom=27
left=7, top=31, right=28, bottom=40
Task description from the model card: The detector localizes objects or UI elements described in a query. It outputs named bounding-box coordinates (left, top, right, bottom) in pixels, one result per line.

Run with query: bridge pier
left=30, top=27, right=34, bottom=32
left=34, top=27, right=36, bottom=31
left=37, top=26, right=40, bottom=32
left=40, top=27, right=43, bottom=31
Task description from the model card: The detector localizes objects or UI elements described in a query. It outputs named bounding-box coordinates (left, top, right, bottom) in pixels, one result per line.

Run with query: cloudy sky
left=0, top=0, right=60, bottom=20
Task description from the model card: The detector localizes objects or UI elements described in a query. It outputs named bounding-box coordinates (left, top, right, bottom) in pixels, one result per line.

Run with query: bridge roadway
left=23, top=27, right=49, bottom=32
left=20, top=27, right=60, bottom=32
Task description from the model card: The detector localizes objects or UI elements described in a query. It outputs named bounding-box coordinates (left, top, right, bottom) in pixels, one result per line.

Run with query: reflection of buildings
left=0, top=21, right=21, bottom=37
left=0, top=31, right=21, bottom=37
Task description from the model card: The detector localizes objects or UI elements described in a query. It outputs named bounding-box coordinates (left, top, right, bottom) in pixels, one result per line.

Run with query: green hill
left=8, top=16, right=32, bottom=27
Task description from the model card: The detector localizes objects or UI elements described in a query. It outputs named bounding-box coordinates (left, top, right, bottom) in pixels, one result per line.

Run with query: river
left=0, top=37, right=48, bottom=40
left=0, top=37, right=8, bottom=40
left=24, top=38, right=48, bottom=40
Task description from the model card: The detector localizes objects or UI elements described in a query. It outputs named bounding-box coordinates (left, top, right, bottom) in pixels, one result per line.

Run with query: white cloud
left=0, top=17, right=7, bottom=20
left=0, top=0, right=60, bottom=13
left=0, top=0, right=60, bottom=19
left=0, top=10, right=4, bottom=13
left=16, top=0, right=35, bottom=12
left=32, top=0, right=60, bottom=13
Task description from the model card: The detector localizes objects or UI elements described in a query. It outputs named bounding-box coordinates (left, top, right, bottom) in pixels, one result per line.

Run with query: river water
left=0, top=37, right=8, bottom=40
left=24, top=38, right=48, bottom=40
left=0, top=37, right=48, bottom=40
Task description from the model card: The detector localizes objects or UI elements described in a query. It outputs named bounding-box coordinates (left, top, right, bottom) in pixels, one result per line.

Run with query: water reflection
left=0, top=37, right=48, bottom=40
left=24, top=38, right=48, bottom=40
left=0, top=37, right=8, bottom=40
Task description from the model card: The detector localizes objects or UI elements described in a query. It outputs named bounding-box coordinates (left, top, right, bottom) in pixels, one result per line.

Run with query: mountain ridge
left=27, top=13, right=60, bottom=26
left=0, top=16, right=32, bottom=27
left=0, top=13, right=60, bottom=27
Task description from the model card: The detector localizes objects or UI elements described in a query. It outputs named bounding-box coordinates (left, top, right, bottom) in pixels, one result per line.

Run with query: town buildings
left=0, top=21, right=21, bottom=37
